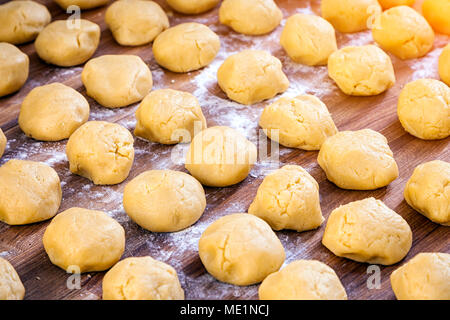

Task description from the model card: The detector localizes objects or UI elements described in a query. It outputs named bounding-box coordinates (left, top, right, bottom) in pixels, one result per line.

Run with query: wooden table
left=0, top=0, right=448, bottom=300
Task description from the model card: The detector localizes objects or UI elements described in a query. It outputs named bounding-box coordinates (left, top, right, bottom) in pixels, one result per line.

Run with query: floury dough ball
left=439, top=44, right=450, bottom=86
left=167, top=0, right=219, bottom=14
left=53, top=0, right=109, bottom=10
left=0, top=257, right=25, bottom=300
left=198, top=214, right=285, bottom=286
left=378, top=0, right=415, bottom=9
left=0, top=128, right=6, bottom=159
left=0, top=43, right=29, bottom=97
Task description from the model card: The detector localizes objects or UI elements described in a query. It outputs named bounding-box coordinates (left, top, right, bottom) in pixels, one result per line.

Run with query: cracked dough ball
left=259, top=260, right=347, bottom=300
left=0, top=160, right=61, bottom=225
left=199, top=213, right=285, bottom=286
left=82, top=55, right=152, bottom=108
left=318, top=129, right=399, bottom=190
left=404, top=160, right=450, bottom=226
left=134, top=89, right=207, bottom=144
left=185, top=126, right=257, bottom=187
left=259, top=94, right=338, bottom=150
left=422, top=0, right=450, bottom=35
left=249, top=165, right=324, bottom=232
left=0, top=128, right=5, bottom=159
left=322, top=197, right=412, bottom=265
left=328, top=45, right=395, bottom=96
left=0, top=257, right=25, bottom=300
left=167, top=0, right=219, bottom=14
left=19, top=83, right=89, bottom=141
left=0, top=43, right=29, bottom=97
left=219, top=0, right=282, bottom=35
left=103, top=256, right=184, bottom=300
left=378, top=0, right=415, bottom=9
left=43, top=207, right=125, bottom=273
left=66, top=121, right=134, bottom=185
left=397, top=79, right=450, bottom=140
left=391, top=252, right=450, bottom=300
left=54, top=0, right=109, bottom=10
left=152, top=23, right=220, bottom=73
left=372, top=6, right=434, bottom=59
left=440, top=44, right=450, bottom=86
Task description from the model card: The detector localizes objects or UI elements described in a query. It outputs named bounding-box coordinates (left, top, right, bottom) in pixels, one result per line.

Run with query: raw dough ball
left=280, top=14, right=337, bottom=66
left=105, top=0, right=169, bottom=46
left=0, top=1, right=51, bottom=45
left=397, top=79, right=450, bottom=140
left=259, top=94, right=338, bottom=150
left=167, top=0, right=219, bottom=14
left=53, top=0, right=109, bottom=10
left=422, top=0, right=450, bottom=35
left=322, top=197, right=412, bottom=265
left=404, top=160, right=450, bottom=226
left=0, top=160, right=61, bottom=225
left=390, top=252, right=450, bottom=300
left=0, top=257, right=25, bottom=300
left=0, top=43, right=29, bottom=97
left=328, top=45, right=395, bottom=96
left=123, top=170, right=206, bottom=232
left=318, top=129, right=399, bottom=190
left=0, top=128, right=5, bottom=159
left=249, top=165, right=324, bottom=232
left=217, top=50, right=289, bottom=105
left=19, top=83, right=90, bottom=141
left=372, top=6, right=435, bottom=59
left=219, top=0, right=282, bottom=35
left=43, top=207, right=125, bottom=273
left=378, top=0, right=415, bottom=9
left=152, top=23, right=220, bottom=73
left=103, top=256, right=184, bottom=300
left=198, top=214, right=285, bottom=286
left=259, top=260, right=347, bottom=300
left=185, top=126, right=257, bottom=187
left=82, top=55, right=153, bottom=108
left=440, top=44, right=450, bottom=86
left=134, top=89, right=207, bottom=144
left=66, top=121, right=135, bottom=185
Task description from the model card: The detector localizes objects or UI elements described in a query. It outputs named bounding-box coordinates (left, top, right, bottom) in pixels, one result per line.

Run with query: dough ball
left=0, top=1, right=51, bottom=45
left=0, top=128, right=5, bottom=159
left=217, top=50, right=289, bottom=105
left=0, top=160, right=61, bottom=225
left=0, top=43, right=29, bottom=97
left=53, top=0, right=109, bottom=10
left=390, top=252, right=450, bottom=300
left=404, top=160, right=450, bottom=226
left=134, top=89, right=207, bottom=144
left=317, top=129, right=399, bottom=190
left=19, top=83, right=90, bottom=141
left=82, top=55, right=153, bottom=108
left=123, top=170, right=206, bottom=232
left=43, top=207, right=125, bottom=273
left=422, top=0, right=450, bottom=35
left=439, top=44, right=450, bottom=86
left=66, top=121, right=135, bottom=185
left=397, top=79, right=450, bottom=140
left=378, top=0, right=415, bottom=9
left=249, top=165, right=324, bottom=232
left=152, top=23, right=220, bottom=73
left=167, top=0, right=219, bottom=14
left=322, top=197, right=412, bottom=265
left=0, top=257, right=25, bottom=300
left=219, top=0, right=282, bottom=35
left=185, top=126, right=257, bottom=187
left=259, top=260, right=347, bottom=300
left=372, top=6, right=434, bottom=59
left=198, top=213, right=285, bottom=286
left=259, top=94, right=338, bottom=150
left=328, top=45, right=395, bottom=96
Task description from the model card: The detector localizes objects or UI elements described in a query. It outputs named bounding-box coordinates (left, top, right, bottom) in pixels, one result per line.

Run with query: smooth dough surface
left=439, top=43, right=450, bottom=86
left=54, top=0, right=109, bottom=10
left=378, top=0, right=415, bottom=9
left=422, top=0, right=450, bottom=35
left=0, top=257, right=25, bottom=300
left=198, top=213, right=285, bottom=286
left=167, top=0, right=219, bottom=14
left=0, top=128, right=5, bottom=159
left=0, top=43, right=29, bottom=97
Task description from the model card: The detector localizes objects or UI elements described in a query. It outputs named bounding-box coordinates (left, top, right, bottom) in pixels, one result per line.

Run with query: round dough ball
left=322, top=197, right=412, bottom=265
left=259, top=94, right=338, bottom=150
left=185, top=126, right=257, bottom=187
left=198, top=213, right=285, bottom=286
left=281, top=14, right=337, bottom=66
left=404, top=160, right=450, bottom=226
left=66, top=121, right=135, bottom=185
left=43, top=207, right=125, bottom=273
left=397, top=79, right=450, bottom=140
left=372, top=6, right=435, bottom=60
left=439, top=43, right=450, bottom=86
left=0, top=1, right=51, bottom=45
left=53, top=0, right=109, bottom=10
left=317, top=129, right=399, bottom=190
left=82, top=55, right=153, bottom=108
left=390, top=252, right=450, bottom=300
left=19, top=83, right=90, bottom=141
left=378, top=0, right=415, bottom=9
left=328, top=45, right=395, bottom=96
left=0, top=43, right=29, bottom=97
left=0, top=128, right=6, bottom=159
left=259, top=260, right=347, bottom=300
left=167, top=0, right=219, bottom=14
left=134, top=89, right=207, bottom=144
left=152, top=23, right=220, bottom=73
left=422, top=0, right=450, bottom=35
left=219, top=0, right=282, bottom=35
left=249, top=165, right=324, bottom=232
left=0, top=257, right=25, bottom=300
left=0, top=160, right=62, bottom=225
left=218, top=50, right=289, bottom=105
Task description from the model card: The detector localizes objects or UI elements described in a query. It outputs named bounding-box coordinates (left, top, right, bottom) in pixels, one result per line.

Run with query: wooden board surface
left=0, top=0, right=449, bottom=300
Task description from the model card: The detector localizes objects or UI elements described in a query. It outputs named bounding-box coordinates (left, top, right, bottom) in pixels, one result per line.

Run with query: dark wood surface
left=0, top=0, right=448, bottom=300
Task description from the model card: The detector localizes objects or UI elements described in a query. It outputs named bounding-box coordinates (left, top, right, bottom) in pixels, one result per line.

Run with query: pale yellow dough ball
left=167, top=0, right=219, bottom=14
left=0, top=128, right=5, bottom=159
left=440, top=44, right=450, bottom=86
left=378, top=0, right=415, bottom=9
left=53, top=0, right=109, bottom=10
left=0, top=257, right=25, bottom=300
left=0, top=43, right=29, bottom=97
